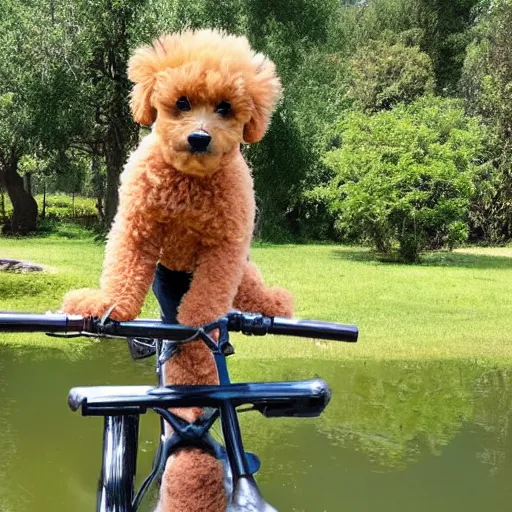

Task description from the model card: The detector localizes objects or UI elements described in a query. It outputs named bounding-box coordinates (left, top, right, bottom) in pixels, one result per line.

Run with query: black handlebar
left=0, top=311, right=358, bottom=343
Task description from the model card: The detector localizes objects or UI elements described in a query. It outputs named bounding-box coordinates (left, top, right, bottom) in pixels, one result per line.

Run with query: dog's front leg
left=234, top=260, right=294, bottom=318
left=176, top=240, right=249, bottom=328
left=62, top=203, right=164, bottom=321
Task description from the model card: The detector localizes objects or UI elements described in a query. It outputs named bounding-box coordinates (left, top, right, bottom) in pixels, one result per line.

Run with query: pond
left=0, top=341, right=511, bottom=512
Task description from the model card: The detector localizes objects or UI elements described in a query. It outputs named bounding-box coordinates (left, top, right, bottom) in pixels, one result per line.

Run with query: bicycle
left=0, top=310, right=358, bottom=512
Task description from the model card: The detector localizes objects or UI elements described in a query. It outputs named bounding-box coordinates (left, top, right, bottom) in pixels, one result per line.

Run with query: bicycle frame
left=0, top=311, right=358, bottom=512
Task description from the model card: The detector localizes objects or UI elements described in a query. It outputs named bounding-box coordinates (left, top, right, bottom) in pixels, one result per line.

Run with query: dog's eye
left=176, top=97, right=191, bottom=112
left=215, top=100, right=231, bottom=116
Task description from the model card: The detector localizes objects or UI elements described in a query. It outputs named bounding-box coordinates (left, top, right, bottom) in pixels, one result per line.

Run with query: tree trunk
left=95, top=5, right=138, bottom=228
left=42, top=182, right=46, bottom=219
left=91, top=147, right=105, bottom=223
left=0, top=187, right=5, bottom=221
left=24, top=172, right=32, bottom=196
left=1, top=156, right=38, bottom=234
left=104, top=137, right=123, bottom=228
left=104, top=99, right=137, bottom=228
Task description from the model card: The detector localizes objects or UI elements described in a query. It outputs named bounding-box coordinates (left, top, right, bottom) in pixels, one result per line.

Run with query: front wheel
left=97, top=415, right=139, bottom=512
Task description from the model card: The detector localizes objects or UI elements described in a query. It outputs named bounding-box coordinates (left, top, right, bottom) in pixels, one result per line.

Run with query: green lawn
left=1, top=226, right=511, bottom=363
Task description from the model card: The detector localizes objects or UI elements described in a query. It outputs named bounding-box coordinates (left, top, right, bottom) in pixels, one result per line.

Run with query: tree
left=461, top=0, right=512, bottom=243
left=336, top=0, right=479, bottom=92
left=0, top=2, right=41, bottom=234
left=348, top=40, right=435, bottom=112
left=0, top=93, right=38, bottom=234
left=49, top=0, right=145, bottom=227
left=423, top=0, right=480, bottom=91
left=320, top=96, right=487, bottom=261
left=0, top=0, right=88, bottom=233
left=241, top=0, right=341, bottom=239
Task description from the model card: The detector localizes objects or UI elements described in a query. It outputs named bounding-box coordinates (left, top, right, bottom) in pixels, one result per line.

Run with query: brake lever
left=201, top=317, right=235, bottom=356
left=100, top=304, right=117, bottom=326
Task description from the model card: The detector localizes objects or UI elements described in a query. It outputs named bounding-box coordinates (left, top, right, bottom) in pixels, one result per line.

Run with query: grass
left=1, top=227, right=511, bottom=363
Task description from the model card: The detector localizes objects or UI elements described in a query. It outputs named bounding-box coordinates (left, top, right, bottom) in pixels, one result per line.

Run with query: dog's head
left=128, top=29, right=281, bottom=176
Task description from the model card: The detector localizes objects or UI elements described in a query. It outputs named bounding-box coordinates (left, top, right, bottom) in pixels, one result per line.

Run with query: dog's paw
left=177, top=304, right=220, bottom=328
left=261, top=287, right=294, bottom=318
left=61, top=288, right=113, bottom=318
left=61, top=288, right=137, bottom=321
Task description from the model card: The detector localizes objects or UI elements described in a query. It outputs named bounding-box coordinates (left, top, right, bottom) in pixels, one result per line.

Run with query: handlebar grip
left=0, top=312, right=86, bottom=333
left=269, top=317, right=358, bottom=342
left=227, top=313, right=358, bottom=342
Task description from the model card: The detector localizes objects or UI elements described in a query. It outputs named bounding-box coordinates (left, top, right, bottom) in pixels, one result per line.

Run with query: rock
left=0, top=258, right=45, bottom=273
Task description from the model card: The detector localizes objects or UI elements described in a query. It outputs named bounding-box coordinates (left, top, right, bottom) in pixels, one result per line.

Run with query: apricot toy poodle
left=62, top=29, right=293, bottom=512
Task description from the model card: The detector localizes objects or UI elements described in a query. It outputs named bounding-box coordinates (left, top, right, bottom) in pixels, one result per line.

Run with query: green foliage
left=4, top=194, right=97, bottom=222
left=40, top=195, right=97, bottom=221
left=336, top=0, right=435, bottom=52
left=460, top=0, right=512, bottom=242
left=321, top=96, right=487, bottom=261
left=336, top=0, right=479, bottom=92
left=0, top=0, right=83, bottom=154
left=245, top=105, right=314, bottom=241
left=418, top=0, right=480, bottom=91
left=0, top=92, right=23, bottom=153
left=240, top=0, right=341, bottom=240
left=0, top=0, right=508, bottom=247
left=467, top=151, right=512, bottom=244
left=348, top=40, right=435, bottom=112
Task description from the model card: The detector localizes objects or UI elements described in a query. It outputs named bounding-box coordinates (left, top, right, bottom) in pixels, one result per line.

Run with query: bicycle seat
left=227, top=476, right=277, bottom=512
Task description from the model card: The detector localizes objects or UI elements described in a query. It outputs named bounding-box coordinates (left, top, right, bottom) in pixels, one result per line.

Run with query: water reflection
left=0, top=343, right=511, bottom=512
left=235, top=359, right=512, bottom=512
left=236, top=360, right=512, bottom=473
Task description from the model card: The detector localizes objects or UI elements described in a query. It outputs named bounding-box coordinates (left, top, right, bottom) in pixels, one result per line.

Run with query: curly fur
left=62, top=29, right=293, bottom=511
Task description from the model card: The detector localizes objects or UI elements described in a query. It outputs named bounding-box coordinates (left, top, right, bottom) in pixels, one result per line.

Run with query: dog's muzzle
left=188, top=130, right=211, bottom=153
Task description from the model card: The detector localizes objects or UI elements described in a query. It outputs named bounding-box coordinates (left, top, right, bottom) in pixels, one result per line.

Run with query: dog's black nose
left=188, top=131, right=211, bottom=153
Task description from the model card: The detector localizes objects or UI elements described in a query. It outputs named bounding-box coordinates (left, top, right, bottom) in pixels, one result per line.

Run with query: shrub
left=348, top=40, right=435, bottom=113
left=320, top=96, right=488, bottom=262
left=3, top=194, right=97, bottom=223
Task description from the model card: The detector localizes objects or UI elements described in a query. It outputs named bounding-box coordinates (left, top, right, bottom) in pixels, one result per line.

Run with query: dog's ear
left=130, top=82, right=156, bottom=126
left=127, top=45, right=159, bottom=126
left=243, top=54, right=282, bottom=144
